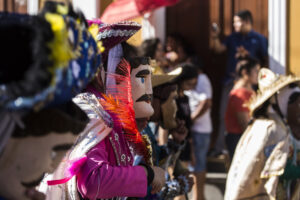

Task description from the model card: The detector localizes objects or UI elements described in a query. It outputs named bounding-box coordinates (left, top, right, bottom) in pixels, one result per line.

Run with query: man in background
left=185, top=65, right=213, bottom=200
left=210, top=9, right=268, bottom=156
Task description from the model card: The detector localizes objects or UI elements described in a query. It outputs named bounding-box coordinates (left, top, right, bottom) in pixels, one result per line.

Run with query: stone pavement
left=188, top=154, right=229, bottom=200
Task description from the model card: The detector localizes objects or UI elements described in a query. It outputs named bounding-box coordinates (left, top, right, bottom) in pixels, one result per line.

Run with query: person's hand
left=177, top=174, right=194, bottom=192
left=165, top=51, right=178, bottom=62
left=151, top=166, right=166, bottom=194
left=235, top=46, right=249, bottom=59
left=176, top=119, right=187, bottom=135
left=169, top=119, right=188, bottom=143
left=211, top=22, right=220, bottom=39
left=187, top=175, right=194, bottom=192
left=170, top=130, right=187, bottom=144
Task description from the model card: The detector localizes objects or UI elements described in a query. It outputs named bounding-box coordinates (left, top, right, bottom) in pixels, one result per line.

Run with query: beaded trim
left=99, top=21, right=141, bottom=29
left=109, top=136, right=120, bottom=165
left=97, top=29, right=138, bottom=40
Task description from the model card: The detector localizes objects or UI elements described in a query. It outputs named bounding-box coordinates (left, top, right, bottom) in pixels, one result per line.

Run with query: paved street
left=188, top=155, right=228, bottom=200
left=187, top=173, right=226, bottom=200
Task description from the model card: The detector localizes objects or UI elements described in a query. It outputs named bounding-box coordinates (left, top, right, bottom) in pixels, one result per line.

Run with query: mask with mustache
left=130, top=61, right=154, bottom=119
left=136, top=94, right=153, bottom=103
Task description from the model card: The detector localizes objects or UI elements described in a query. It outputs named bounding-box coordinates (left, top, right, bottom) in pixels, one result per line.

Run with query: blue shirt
left=223, top=30, right=268, bottom=84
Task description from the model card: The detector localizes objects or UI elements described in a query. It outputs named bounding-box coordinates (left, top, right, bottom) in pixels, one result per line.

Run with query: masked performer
left=47, top=20, right=165, bottom=200
left=153, top=68, right=193, bottom=200
left=131, top=62, right=192, bottom=199
left=0, top=2, right=100, bottom=200
left=225, top=68, right=300, bottom=200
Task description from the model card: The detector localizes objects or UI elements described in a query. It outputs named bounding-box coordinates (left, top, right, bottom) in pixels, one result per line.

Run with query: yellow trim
left=289, top=0, right=300, bottom=76
left=88, top=24, right=105, bottom=53
left=127, top=17, right=143, bottom=46
left=45, top=13, right=75, bottom=72
left=56, top=4, right=68, bottom=15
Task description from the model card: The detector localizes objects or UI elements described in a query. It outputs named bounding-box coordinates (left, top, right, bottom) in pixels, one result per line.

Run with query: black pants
left=225, top=133, right=242, bottom=159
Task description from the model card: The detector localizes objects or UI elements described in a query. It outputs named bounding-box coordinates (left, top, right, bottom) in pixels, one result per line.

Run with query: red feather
left=100, top=59, right=152, bottom=165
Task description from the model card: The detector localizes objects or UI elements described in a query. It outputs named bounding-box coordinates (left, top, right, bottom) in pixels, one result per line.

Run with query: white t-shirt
left=185, top=73, right=213, bottom=133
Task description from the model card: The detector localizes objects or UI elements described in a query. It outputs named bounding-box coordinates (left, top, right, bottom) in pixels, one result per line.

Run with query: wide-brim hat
left=151, top=66, right=182, bottom=88
left=0, top=12, right=53, bottom=108
left=88, top=19, right=141, bottom=55
left=247, top=68, right=300, bottom=115
left=0, top=3, right=99, bottom=154
left=0, top=6, right=100, bottom=112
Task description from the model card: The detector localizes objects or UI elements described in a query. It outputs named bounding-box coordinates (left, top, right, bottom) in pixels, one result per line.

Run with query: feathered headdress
left=100, top=59, right=153, bottom=165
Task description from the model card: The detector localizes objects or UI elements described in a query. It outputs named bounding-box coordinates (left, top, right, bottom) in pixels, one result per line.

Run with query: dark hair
left=235, top=10, right=253, bottom=24
left=288, top=92, right=300, bottom=105
left=167, top=33, right=185, bottom=45
left=122, top=42, right=138, bottom=60
left=252, top=100, right=270, bottom=119
left=153, top=83, right=177, bottom=104
left=141, top=38, right=160, bottom=58
left=121, top=42, right=151, bottom=71
left=128, top=57, right=151, bottom=69
left=236, top=57, right=259, bottom=78
left=39, top=1, right=65, bottom=14
left=13, top=101, right=88, bottom=137
left=189, top=56, right=204, bottom=71
left=167, top=33, right=194, bottom=55
left=174, top=63, right=198, bottom=83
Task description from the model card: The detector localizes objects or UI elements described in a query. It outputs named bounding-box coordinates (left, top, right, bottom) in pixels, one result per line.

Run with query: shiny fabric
left=46, top=93, right=113, bottom=200
left=225, top=112, right=289, bottom=200
left=46, top=93, right=147, bottom=200
left=77, top=131, right=147, bottom=199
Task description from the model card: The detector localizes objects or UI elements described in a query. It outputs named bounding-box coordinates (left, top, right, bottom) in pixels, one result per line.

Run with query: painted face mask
left=0, top=133, right=76, bottom=196
left=161, top=89, right=178, bottom=129
left=130, top=57, right=154, bottom=119
left=151, top=67, right=182, bottom=129
left=0, top=105, right=87, bottom=200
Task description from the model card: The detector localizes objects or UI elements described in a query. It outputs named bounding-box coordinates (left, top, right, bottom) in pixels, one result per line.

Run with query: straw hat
left=248, top=68, right=300, bottom=115
left=151, top=65, right=182, bottom=88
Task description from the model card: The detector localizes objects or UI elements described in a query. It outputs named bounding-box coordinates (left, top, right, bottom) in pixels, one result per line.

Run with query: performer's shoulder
left=73, top=92, right=113, bottom=126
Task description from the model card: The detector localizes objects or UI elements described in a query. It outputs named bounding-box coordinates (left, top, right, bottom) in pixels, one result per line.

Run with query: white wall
left=268, top=0, right=287, bottom=74
left=72, top=0, right=99, bottom=19
left=27, top=0, right=39, bottom=15
left=27, top=0, right=98, bottom=18
left=142, top=7, right=166, bottom=44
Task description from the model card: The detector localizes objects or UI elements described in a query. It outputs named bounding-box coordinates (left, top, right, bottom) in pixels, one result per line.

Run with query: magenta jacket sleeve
left=76, top=139, right=148, bottom=199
